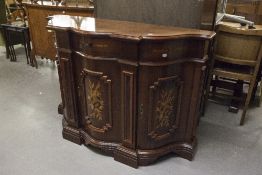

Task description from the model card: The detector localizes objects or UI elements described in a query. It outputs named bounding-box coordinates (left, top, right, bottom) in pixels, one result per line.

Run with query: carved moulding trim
left=75, top=51, right=139, bottom=66
left=80, top=68, right=112, bottom=133
left=148, top=75, right=184, bottom=141
left=139, top=55, right=209, bottom=67
left=137, top=137, right=197, bottom=165
left=80, top=130, right=119, bottom=154
left=121, top=71, right=136, bottom=148
left=62, top=119, right=82, bottom=145
left=60, top=57, right=78, bottom=125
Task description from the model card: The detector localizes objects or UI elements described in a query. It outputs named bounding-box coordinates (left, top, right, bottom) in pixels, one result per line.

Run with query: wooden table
left=23, top=1, right=94, bottom=67
left=48, top=15, right=215, bottom=168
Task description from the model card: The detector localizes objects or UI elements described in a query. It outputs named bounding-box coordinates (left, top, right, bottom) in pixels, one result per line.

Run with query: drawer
left=71, top=34, right=138, bottom=60
left=139, top=39, right=207, bottom=62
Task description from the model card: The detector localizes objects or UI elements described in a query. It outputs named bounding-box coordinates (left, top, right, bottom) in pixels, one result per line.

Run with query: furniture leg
left=5, top=46, right=9, bottom=59
left=4, top=35, right=10, bottom=59
left=58, top=103, right=63, bottom=115
left=203, top=54, right=215, bottom=116
left=9, top=45, right=16, bottom=61
left=30, top=49, right=38, bottom=68
left=22, top=31, right=29, bottom=64
left=252, top=64, right=262, bottom=106
left=4, top=29, right=13, bottom=60
left=240, top=79, right=256, bottom=125
left=258, top=81, right=262, bottom=107
left=2, top=29, right=9, bottom=59
left=228, top=80, right=243, bottom=113
left=27, top=39, right=32, bottom=66
left=211, top=75, right=218, bottom=96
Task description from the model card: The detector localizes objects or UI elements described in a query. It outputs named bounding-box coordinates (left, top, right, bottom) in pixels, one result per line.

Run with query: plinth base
left=62, top=120, right=197, bottom=168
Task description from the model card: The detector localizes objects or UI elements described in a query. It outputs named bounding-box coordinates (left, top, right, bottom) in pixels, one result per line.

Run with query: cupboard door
left=74, top=53, right=122, bottom=142
left=137, top=62, right=201, bottom=149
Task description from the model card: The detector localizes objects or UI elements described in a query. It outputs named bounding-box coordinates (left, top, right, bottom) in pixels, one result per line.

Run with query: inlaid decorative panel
left=80, top=68, right=112, bottom=133
left=148, top=75, right=183, bottom=141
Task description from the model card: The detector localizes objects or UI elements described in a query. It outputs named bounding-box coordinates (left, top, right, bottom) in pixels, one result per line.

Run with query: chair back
left=214, top=22, right=262, bottom=68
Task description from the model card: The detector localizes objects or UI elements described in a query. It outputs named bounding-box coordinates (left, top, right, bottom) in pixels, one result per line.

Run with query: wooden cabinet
left=48, top=15, right=215, bottom=168
left=23, top=1, right=94, bottom=65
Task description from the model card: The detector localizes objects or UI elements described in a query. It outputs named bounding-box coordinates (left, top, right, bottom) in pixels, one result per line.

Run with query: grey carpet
left=0, top=46, right=262, bottom=175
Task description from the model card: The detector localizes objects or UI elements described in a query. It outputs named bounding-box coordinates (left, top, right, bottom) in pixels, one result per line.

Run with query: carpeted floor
left=0, top=46, right=262, bottom=175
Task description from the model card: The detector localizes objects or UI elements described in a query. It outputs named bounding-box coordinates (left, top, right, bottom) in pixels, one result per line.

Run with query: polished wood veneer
left=47, top=15, right=215, bottom=168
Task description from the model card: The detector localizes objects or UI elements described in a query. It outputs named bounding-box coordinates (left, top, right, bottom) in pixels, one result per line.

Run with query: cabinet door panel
left=147, top=75, right=184, bottom=141
left=74, top=53, right=122, bottom=142
left=137, top=63, right=195, bottom=149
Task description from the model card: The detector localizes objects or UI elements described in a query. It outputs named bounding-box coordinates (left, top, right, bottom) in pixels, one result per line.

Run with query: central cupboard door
left=75, top=53, right=122, bottom=142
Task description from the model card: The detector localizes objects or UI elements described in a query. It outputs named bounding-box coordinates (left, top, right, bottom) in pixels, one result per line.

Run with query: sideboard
left=47, top=15, right=215, bottom=168
left=23, top=1, right=94, bottom=67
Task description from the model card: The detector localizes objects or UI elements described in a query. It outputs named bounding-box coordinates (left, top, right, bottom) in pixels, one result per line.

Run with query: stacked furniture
left=23, top=0, right=94, bottom=67
left=0, top=23, right=31, bottom=63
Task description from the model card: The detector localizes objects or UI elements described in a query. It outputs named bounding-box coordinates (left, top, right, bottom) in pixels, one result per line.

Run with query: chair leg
left=9, top=45, right=15, bottom=61
left=240, top=79, right=257, bottom=125
left=258, top=81, right=262, bottom=107
left=5, top=44, right=9, bottom=59
left=203, top=72, right=214, bottom=116
left=211, top=75, right=218, bottom=96
left=10, top=45, right=16, bottom=61
left=228, top=80, right=243, bottom=113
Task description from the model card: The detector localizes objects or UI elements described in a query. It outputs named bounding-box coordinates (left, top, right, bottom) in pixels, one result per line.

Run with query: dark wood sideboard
left=23, top=1, right=94, bottom=66
left=47, top=15, right=215, bottom=168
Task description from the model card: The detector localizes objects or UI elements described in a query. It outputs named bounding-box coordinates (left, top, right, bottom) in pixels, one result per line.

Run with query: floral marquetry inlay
left=155, top=88, right=176, bottom=128
left=87, top=80, right=104, bottom=120
left=80, top=68, right=113, bottom=133
left=148, top=75, right=183, bottom=141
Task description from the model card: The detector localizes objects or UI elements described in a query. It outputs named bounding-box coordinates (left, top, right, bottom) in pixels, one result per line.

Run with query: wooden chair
left=206, top=22, right=262, bottom=125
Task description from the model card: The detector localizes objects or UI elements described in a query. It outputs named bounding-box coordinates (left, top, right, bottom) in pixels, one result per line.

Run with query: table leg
left=22, top=31, right=29, bottom=64
left=30, top=49, right=38, bottom=68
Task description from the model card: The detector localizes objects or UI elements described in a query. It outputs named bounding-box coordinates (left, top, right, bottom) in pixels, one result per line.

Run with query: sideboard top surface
left=47, top=15, right=216, bottom=40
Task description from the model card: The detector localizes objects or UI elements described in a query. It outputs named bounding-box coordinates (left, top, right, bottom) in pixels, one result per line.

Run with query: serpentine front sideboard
left=47, top=15, right=215, bottom=168
left=23, top=1, right=94, bottom=67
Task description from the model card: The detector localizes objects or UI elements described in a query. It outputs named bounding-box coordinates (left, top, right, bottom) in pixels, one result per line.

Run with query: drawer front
left=139, top=39, right=207, bottom=62
left=71, top=34, right=138, bottom=60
